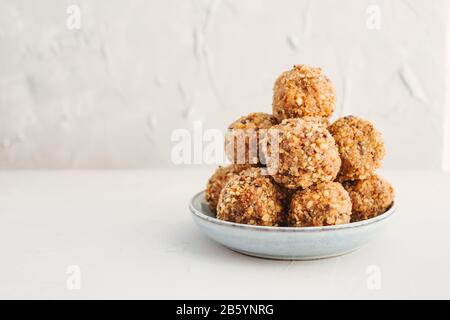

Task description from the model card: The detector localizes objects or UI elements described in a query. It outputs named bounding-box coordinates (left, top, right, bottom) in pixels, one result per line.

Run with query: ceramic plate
left=190, top=191, right=395, bottom=260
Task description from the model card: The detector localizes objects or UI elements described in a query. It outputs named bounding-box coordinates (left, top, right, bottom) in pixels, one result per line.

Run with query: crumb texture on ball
left=272, top=65, right=335, bottom=121
left=329, top=116, right=385, bottom=181
left=265, top=118, right=341, bottom=189
left=216, top=168, right=284, bottom=226
left=301, top=116, right=330, bottom=128
left=343, top=174, right=394, bottom=222
left=288, top=182, right=352, bottom=227
left=225, top=112, right=279, bottom=165
left=205, top=164, right=252, bottom=213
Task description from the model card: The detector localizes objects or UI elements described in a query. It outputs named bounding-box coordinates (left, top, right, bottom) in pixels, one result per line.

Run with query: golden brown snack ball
left=225, top=112, right=279, bottom=165
left=216, top=168, right=284, bottom=226
left=328, top=116, right=385, bottom=181
left=288, top=182, right=352, bottom=227
left=272, top=65, right=336, bottom=122
left=205, top=164, right=252, bottom=213
left=264, top=118, right=341, bottom=189
left=343, top=174, right=394, bottom=222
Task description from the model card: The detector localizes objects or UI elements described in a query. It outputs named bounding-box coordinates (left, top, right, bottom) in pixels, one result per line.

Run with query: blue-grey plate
left=190, top=191, right=396, bottom=260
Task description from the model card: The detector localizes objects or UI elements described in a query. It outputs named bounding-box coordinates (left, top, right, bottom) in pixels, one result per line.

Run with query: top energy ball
left=272, top=65, right=336, bottom=121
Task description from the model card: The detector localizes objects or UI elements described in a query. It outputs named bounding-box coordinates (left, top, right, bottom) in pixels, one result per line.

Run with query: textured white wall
left=0, top=0, right=448, bottom=169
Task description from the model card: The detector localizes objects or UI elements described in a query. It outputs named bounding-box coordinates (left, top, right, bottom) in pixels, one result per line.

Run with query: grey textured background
left=0, top=0, right=449, bottom=169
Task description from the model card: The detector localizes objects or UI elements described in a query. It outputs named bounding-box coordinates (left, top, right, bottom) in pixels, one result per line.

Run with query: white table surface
left=0, top=169, right=449, bottom=299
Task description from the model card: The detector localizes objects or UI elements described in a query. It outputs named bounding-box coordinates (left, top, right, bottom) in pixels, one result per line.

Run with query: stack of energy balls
left=205, top=65, right=394, bottom=227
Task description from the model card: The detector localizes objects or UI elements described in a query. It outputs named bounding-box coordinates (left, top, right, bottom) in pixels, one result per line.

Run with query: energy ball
left=205, top=164, right=252, bottom=213
left=225, top=112, right=279, bottom=165
left=328, top=116, right=385, bottom=181
left=272, top=65, right=336, bottom=121
left=216, top=168, right=284, bottom=226
left=288, top=182, right=352, bottom=227
left=343, top=174, right=394, bottom=222
left=264, top=118, right=341, bottom=189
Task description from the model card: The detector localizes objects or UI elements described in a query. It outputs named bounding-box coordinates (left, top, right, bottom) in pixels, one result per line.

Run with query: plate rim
left=190, top=190, right=396, bottom=233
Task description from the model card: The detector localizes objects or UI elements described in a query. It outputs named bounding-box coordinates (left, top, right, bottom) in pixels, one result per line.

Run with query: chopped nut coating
left=329, top=116, right=385, bottom=181
left=217, top=168, right=284, bottom=226
left=265, top=118, right=341, bottom=189
left=288, top=182, right=352, bottom=227
left=343, top=174, right=394, bottom=222
left=273, top=65, right=336, bottom=121
left=225, top=112, right=279, bottom=165
left=205, top=164, right=252, bottom=213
